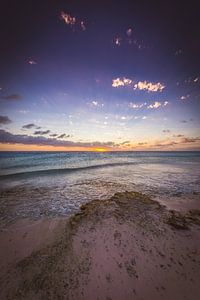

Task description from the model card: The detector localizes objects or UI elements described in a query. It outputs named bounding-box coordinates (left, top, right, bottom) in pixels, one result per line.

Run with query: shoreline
left=0, top=191, right=200, bottom=299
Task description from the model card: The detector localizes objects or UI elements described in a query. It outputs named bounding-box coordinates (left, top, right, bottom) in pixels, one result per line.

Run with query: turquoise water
left=0, top=151, right=200, bottom=226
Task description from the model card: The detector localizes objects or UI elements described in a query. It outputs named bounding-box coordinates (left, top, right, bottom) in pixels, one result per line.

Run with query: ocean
left=0, top=151, right=200, bottom=226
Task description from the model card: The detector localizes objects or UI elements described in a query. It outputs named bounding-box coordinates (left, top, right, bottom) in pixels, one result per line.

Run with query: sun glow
left=95, top=148, right=108, bottom=152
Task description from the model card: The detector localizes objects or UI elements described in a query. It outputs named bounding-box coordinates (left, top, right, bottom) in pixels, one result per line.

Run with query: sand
left=0, top=191, right=200, bottom=300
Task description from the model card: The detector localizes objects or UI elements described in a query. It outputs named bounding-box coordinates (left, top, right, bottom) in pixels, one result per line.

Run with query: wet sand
left=0, top=191, right=200, bottom=300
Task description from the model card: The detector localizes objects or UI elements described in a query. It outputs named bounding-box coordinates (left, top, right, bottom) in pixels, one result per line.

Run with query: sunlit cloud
left=134, top=81, right=165, bottom=92
left=194, top=77, right=199, bottom=83
left=147, top=101, right=169, bottom=109
left=147, top=101, right=162, bottom=109
left=60, top=11, right=76, bottom=26
left=112, top=77, right=133, bottom=87
left=112, top=78, right=165, bottom=92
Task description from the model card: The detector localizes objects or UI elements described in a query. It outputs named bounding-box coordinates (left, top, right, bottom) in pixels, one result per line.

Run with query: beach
left=0, top=191, right=200, bottom=300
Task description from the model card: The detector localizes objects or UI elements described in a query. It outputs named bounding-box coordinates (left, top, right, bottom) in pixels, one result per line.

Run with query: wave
left=0, top=161, right=137, bottom=179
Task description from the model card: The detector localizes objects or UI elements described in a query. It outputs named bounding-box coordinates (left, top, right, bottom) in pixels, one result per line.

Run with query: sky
left=0, top=0, right=200, bottom=151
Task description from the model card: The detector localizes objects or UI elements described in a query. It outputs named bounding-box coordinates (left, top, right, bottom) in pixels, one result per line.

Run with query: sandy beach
left=0, top=191, right=200, bottom=300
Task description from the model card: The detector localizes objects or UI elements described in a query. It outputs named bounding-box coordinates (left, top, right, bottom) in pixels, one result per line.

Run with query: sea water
left=0, top=151, right=200, bottom=226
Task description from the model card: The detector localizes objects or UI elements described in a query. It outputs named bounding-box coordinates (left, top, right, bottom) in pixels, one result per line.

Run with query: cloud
left=28, top=60, right=37, bottom=65
left=60, top=11, right=86, bottom=31
left=89, top=100, right=104, bottom=108
left=163, top=129, right=170, bottom=133
left=138, top=142, right=147, bottom=145
left=112, top=78, right=165, bottom=92
left=181, top=137, right=200, bottom=144
left=57, top=134, right=71, bottom=139
left=126, top=28, right=132, bottom=37
left=114, top=37, right=122, bottom=46
left=0, top=94, right=21, bottom=101
left=134, top=81, right=165, bottom=92
left=173, top=134, right=184, bottom=138
left=112, top=78, right=132, bottom=88
left=34, top=130, right=51, bottom=135
left=22, top=123, right=37, bottom=129
left=0, top=116, right=12, bottom=125
left=120, top=141, right=130, bottom=145
left=80, top=21, right=86, bottom=31
left=50, top=134, right=58, bottom=137
left=147, top=101, right=162, bottom=109
left=180, top=120, right=187, bottom=123
left=60, top=12, right=76, bottom=25
left=154, top=141, right=178, bottom=147
left=147, top=101, right=169, bottom=109
left=180, top=95, right=190, bottom=100
left=129, top=102, right=146, bottom=109
left=0, top=129, right=116, bottom=148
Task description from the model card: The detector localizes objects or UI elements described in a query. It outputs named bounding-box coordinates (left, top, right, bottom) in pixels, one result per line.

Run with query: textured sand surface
left=0, top=192, right=200, bottom=300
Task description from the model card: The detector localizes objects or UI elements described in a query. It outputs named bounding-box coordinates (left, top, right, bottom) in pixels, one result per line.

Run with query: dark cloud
left=0, top=94, right=21, bottom=101
left=163, top=129, right=170, bottom=133
left=120, top=140, right=130, bottom=145
left=173, top=134, right=184, bottom=138
left=138, top=142, right=147, bottom=145
left=34, top=130, right=51, bottom=135
left=22, top=123, right=36, bottom=129
left=0, top=115, right=12, bottom=125
left=50, top=133, right=58, bottom=137
left=0, top=130, right=116, bottom=148
left=180, top=120, right=187, bottom=123
left=154, top=141, right=177, bottom=147
left=181, top=137, right=200, bottom=143
left=57, top=133, right=70, bottom=139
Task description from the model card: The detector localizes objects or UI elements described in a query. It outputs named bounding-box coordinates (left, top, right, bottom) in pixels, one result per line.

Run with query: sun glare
left=95, top=148, right=107, bottom=152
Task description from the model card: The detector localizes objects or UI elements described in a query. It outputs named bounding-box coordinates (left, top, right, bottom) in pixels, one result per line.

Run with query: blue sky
left=0, top=0, right=200, bottom=150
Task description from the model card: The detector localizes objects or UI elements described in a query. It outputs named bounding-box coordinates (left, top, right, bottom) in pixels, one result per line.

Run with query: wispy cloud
left=0, top=94, right=21, bottom=101
left=34, top=130, right=51, bottom=135
left=129, top=102, right=146, bottom=109
left=163, top=129, right=170, bottom=133
left=22, top=123, right=37, bottom=129
left=0, top=116, right=12, bottom=125
left=57, top=133, right=71, bottom=139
